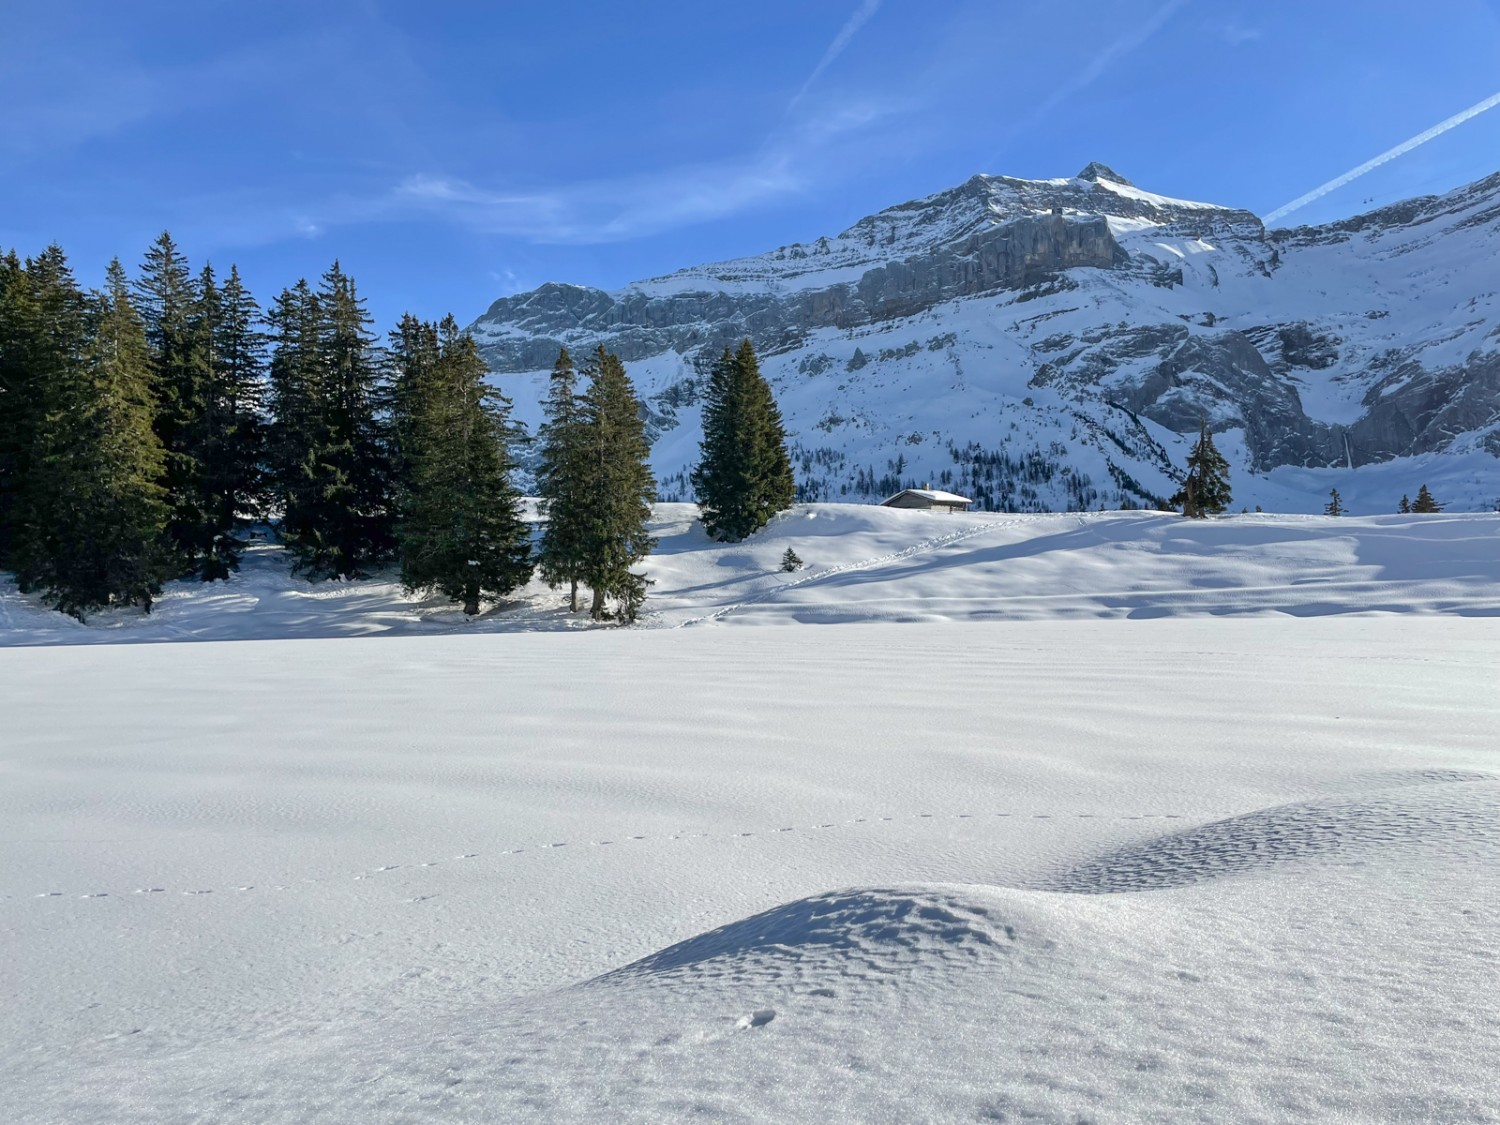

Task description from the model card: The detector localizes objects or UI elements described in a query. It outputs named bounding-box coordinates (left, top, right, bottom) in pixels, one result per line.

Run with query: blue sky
left=4, top=1, right=1500, bottom=329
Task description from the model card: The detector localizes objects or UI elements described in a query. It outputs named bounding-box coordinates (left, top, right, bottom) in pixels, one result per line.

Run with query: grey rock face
left=474, top=212, right=1129, bottom=371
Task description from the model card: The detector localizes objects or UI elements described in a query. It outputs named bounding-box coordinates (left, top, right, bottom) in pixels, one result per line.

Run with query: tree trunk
left=570, top=578, right=579, bottom=612
left=590, top=585, right=606, bottom=621
left=464, top=596, right=480, bottom=616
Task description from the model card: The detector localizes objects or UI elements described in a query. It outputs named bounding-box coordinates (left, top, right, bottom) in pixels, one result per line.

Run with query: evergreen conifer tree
left=535, top=346, right=591, bottom=610
left=1411, top=484, right=1443, bottom=513
left=396, top=317, right=530, bottom=614
left=0, top=248, right=37, bottom=564
left=1398, top=494, right=1411, bottom=514
left=577, top=347, right=656, bottom=622
left=212, top=265, right=267, bottom=530
left=5, top=246, right=93, bottom=587
left=388, top=312, right=440, bottom=500
left=1324, top=488, right=1343, bottom=516
left=266, top=279, right=324, bottom=553
left=135, top=232, right=210, bottom=575
left=1170, top=420, right=1231, bottom=517
left=13, top=256, right=169, bottom=617
left=267, top=265, right=393, bottom=578
left=691, top=338, right=795, bottom=541
left=183, top=263, right=266, bottom=578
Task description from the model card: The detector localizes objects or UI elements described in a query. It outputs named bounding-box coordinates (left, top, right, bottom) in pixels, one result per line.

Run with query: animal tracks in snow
left=17, top=773, right=1490, bottom=905
left=4, top=807, right=1193, bottom=905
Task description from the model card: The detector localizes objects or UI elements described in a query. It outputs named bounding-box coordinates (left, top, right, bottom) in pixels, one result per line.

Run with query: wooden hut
left=880, top=484, right=973, bottom=513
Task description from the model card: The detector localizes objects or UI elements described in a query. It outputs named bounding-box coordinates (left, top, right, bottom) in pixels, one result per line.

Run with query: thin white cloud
left=1218, top=22, right=1261, bottom=45
left=1265, top=89, right=1500, bottom=224
left=788, top=0, right=882, bottom=111
left=383, top=96, right=900, bottom=245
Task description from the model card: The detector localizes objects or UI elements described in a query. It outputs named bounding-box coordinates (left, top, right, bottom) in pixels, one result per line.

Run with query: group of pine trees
left=533, top=346, right=658, bottom=622
left=529, top=335, right=796, bottom=621
left=1173, top=425, right=1453, bottom=518
left=0, top=233, right=799, bottom=625
left=0, top=239, right=265, bottom=617
left=0, top=236, right=666, bottom=623
left=1399, top=486, right=1443, bottom=513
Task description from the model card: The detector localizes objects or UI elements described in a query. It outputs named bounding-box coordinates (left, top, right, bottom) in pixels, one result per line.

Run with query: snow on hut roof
left=884, top=488, right=973, bottom=505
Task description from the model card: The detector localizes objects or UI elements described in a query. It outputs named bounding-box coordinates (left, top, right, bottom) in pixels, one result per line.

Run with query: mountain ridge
left=470, top=166, right=1500, bottom=513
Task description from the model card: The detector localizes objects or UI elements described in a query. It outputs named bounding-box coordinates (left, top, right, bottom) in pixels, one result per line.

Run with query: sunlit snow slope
left=2, top=505, right=1496, bottom=643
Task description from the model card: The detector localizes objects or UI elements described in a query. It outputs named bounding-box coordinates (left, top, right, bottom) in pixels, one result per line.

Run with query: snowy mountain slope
left=3, top=506, right=1497, bottom=644
left=470, top=165, right=1500, bottom=513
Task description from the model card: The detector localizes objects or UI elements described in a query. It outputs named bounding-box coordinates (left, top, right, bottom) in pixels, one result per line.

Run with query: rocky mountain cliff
left=470, top=164, right=1500, bottom=513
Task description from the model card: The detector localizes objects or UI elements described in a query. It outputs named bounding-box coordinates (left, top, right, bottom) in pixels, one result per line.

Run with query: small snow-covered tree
left=1324, top=488, right=1343, bottom=517
left=780, top=547, right=803, bottom=572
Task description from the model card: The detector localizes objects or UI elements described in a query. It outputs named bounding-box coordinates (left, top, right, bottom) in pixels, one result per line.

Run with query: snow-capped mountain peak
left=470, top=167, right=1500, bottom=513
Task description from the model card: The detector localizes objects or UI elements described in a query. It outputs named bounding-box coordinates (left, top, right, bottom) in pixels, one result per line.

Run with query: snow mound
left=597, top=886, right=1011, bottom=984
left=1041, top=779, right=1500, bottom=894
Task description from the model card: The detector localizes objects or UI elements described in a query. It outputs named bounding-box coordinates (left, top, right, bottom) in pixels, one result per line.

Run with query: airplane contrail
left=788, top=0, right=882, bottom=111
left=1265, top=89, right=1500, bottom=225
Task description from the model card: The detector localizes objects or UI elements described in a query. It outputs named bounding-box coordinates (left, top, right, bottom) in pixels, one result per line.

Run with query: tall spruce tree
left=578, top=347, right=656, bottom=622
left=267, top=264, right=393, bottom=578
left=266, top=279, right=324, bottom=553
left=691, top=338, right=795, bottom=541
left=0, top=248, right=36, bottom=564
left=5, top=246, right=93, bottom=588
left=1171, top=420, right=1231, bottom=517
left=312, top=261, right=393, bottom=575
left=212, top=265, right=267, bottom=531
left=395, top=317, right=531, bottom=614
left=536, top=346, right=591, bottom=610
left=13, top=257, right=169, bottom=617
left=388, top=312, right=441, bottom=500
left=136, top=231, right=210, bottom=574
left=182, top=263, right=267, bottom=578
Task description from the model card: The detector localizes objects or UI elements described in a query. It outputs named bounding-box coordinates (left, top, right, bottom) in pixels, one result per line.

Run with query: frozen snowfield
left=3, top=506, right=1499, bottom=1122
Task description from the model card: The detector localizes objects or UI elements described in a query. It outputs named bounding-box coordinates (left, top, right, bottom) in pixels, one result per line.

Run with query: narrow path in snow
left=3, top=805, right=1198, bottom=904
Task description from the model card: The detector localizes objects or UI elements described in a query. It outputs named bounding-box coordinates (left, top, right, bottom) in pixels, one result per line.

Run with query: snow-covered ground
left=2, top=504, right=1498, bottom=643
left=4, top=507, right=1499, bottom=1122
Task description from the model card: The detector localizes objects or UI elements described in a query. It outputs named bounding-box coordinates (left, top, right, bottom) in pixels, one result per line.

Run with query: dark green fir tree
left=1411, top=483, right=1443, bottom=513
left=1171, top=420, right=1231, bottom=517
left=1324, top=488, right=1343, bottom=516
left=0, top=247, right=38, bottom=564
left=691, top=338, right=795, bottom=541
left=396, top=317, right=531, bottom=615
left=185, top=263, right=266, bottom=579
left=14, top=257, right=170, bottom=618
left=213, top=265, right=267, bottom=530
left=578, top=347, right=656, bottom=622
left=266, top=279, right=325, bottom=557
left=267, top=264, right=393, bottom=578
left=136, top=231, right=210, bottom=575
left=536, top=346, right=591, bottom=610
left=1398, top=494, right=1412, bottom=514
